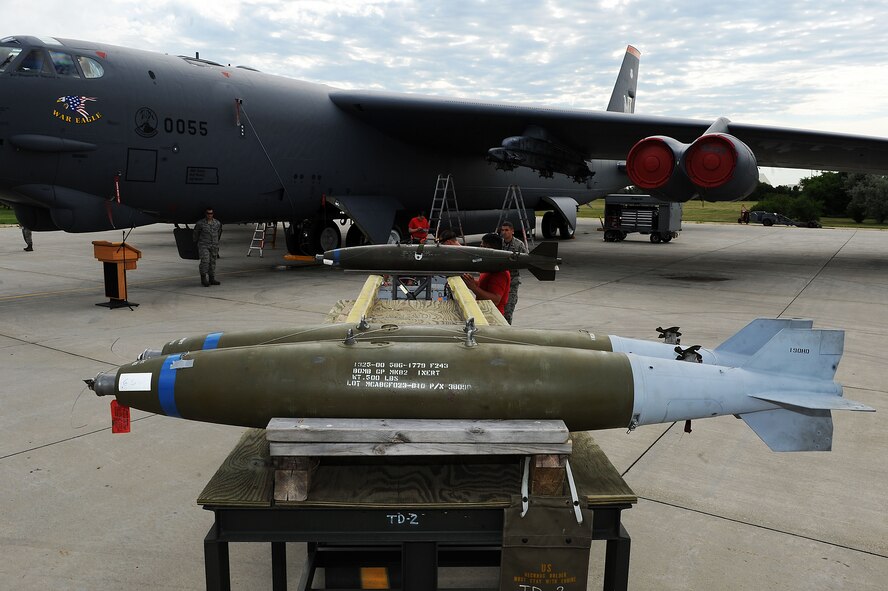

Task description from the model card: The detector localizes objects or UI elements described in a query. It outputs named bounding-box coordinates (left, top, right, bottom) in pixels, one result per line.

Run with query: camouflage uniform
left=501, top=236, right=528, bottom=324
left=193, top=216, right=222, bottom=286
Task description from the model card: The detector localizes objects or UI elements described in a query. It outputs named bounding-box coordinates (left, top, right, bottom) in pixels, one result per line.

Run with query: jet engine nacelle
left=626, top=133, right=759, bottom=201
left=11, top=203, right=59, bottom=231
left=11, top=186, right=158, bottom=232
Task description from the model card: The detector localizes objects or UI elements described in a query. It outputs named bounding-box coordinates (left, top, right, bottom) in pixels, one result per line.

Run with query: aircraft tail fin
left=526, top=242, right=561, bottom=281
left=606, top=45, right=640, bottom=113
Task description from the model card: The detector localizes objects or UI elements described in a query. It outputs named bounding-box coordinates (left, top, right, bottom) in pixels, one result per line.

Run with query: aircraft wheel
left=558, top=220, right=575, bottom=239
left=313, top=221, right=341, bottom=252
left=387, top=226, right=403, bottom=244
left=345, top=224, right=367, bottom=247
left=661, top=232, right=672, bottom=243
left=284, top=224, right=299, bottom=254
left=541, top=212, right=559, bottom=239
left=650, top=233, right=662, bottom=243
left=286, top=222, right=313, bottom=255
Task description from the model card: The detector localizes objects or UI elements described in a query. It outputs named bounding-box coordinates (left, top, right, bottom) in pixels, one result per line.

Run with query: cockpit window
left=49, top=50, right=79, bottom=77
left=0, top=47, right=22, bottom=72
left=77, top=56, right=104, bottom=79
left=16, top=49, right=50, bottom=74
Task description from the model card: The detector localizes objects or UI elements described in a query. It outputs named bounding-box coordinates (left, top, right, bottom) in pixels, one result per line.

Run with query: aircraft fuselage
left=0, top=36, right=623, bottom=244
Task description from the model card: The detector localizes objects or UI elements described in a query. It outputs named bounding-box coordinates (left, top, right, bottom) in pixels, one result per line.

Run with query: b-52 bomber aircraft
left=2, top=35, right=888, bottom=257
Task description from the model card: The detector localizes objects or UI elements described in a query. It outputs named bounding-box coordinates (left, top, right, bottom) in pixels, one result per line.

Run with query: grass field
left=0, top=206, right=17, bottom=225
left=577, top=200, right=888, bottom=229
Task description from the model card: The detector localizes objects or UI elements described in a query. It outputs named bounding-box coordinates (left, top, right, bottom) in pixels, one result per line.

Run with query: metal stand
left=200, top=428, right=633, bottom=590
left=380, top=275, right=450, bottom=301
left=202, top=503, right=630, bottom=590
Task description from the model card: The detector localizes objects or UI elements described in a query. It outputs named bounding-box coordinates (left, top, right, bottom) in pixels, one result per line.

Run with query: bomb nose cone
left=88, top=371, right=116, bottom=396
left=138, top=348, right=163, bottom=360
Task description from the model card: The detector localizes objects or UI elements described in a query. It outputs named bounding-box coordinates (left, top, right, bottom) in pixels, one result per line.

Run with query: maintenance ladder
left=496, top=184, right=534, bottom=248
left=428, top=174, right=465, bottom=243
left=247, top=222, right=277, bottom=257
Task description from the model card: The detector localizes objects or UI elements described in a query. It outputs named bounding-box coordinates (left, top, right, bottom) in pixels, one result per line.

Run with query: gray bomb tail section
left=627, top=326, right=871, bottom=452
left=606, top=45, right=640, bottom=113
left=737, top=328, right=873, bottom=451
left=526, top=241, right=560, bottom=281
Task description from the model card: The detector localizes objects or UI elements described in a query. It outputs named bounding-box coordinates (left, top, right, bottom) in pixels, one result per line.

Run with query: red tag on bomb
left=111, top=400, right=131, bottom=433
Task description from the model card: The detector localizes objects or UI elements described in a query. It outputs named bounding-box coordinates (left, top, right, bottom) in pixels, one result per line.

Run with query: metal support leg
left=272, top=542, right=287, bottom=591
left=402, top=541, right=437, bottom=591
left=603, top=524, right=631, bottom=591
left=296, top=543, right=318, bottom=591
left=204, top=523, right=231, bottom=591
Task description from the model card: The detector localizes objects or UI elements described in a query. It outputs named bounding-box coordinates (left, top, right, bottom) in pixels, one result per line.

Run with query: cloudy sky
left=5, top=0, right=887, bottom=185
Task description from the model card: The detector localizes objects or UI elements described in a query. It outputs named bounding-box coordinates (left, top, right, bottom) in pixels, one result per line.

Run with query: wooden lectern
left=92, top=240, right=141, bottom=309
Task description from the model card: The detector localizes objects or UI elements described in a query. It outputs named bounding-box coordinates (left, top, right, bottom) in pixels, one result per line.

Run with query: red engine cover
left=626, top=136, right=679, bottom=189
left=682, top=133, right=758, bottom=199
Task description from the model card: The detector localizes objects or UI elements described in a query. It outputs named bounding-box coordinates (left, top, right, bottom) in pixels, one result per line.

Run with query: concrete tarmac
left=0, top=220, right=885, bottom=590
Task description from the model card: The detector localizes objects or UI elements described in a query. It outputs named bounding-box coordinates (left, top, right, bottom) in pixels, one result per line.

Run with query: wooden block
left=530, top=454, right=567, bottom=496
left=274, top=469, right=311, bottom=502
left=266, top=418, right=570, bottom=444
left=273, top=457, right=317, bottom=502
left=269, top=441, right=572, bottom=457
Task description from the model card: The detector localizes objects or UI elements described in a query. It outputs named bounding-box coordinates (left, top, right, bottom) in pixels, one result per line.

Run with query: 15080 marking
left=790, top=347, right=810, bottom=354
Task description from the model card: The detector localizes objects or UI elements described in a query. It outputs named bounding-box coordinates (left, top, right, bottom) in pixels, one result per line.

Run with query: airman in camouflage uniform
left=499, top=221, right=528, bottom=324
left=193, top=208, right=222, bottom=286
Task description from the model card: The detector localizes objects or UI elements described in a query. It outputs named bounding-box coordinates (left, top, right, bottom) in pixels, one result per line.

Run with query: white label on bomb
left=119, top=372, right=152, bottom=391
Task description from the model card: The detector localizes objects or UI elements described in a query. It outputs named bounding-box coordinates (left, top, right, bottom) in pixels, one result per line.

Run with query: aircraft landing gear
left=345, top=224, right=368, bottom=247
left=313, top=221, right=341, bottom=252
left=285, top=218, right=342, bottom=255
left=541, top=211, right=559, bottom=239
left=387, top=226, right=404, bottom=244
left=542, top=210, right=575, bottom=239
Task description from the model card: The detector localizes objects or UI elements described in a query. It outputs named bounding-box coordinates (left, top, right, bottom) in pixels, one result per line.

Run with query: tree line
left=750, top=172, right=888, bottom=223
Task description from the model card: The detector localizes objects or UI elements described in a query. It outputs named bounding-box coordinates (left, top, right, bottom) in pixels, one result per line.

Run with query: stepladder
left=247, top=222, right=277, bottom=257
left=427, top=174, right=465, bottom=243
left=496, top=184, right=534, bottom=248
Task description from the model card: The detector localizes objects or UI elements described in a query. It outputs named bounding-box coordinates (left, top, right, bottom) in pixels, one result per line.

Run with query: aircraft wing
left=329, top=90, right=888, bottom=173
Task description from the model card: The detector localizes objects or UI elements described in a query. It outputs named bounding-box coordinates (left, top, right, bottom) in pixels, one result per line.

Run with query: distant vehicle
left=746, top=211, right=821, bottom=228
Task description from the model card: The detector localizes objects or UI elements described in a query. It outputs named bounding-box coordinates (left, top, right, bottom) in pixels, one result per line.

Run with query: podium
left=92, top=240, right=141, bottom=309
